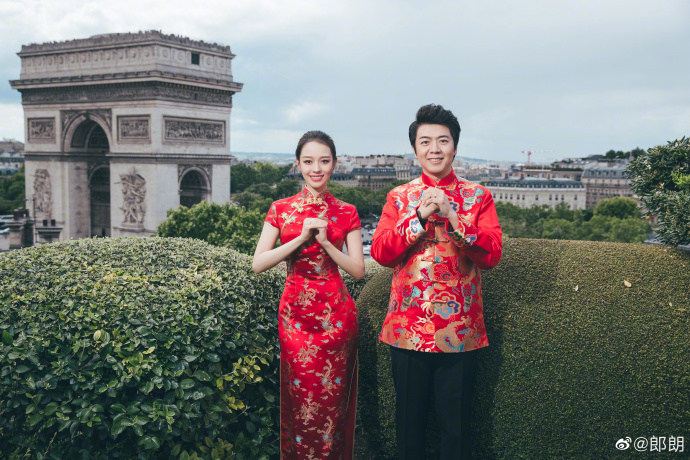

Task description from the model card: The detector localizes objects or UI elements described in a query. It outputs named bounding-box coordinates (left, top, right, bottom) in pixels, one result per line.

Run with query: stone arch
left=179, top=168, right=210, bottom=208
left=62, top=112, right=113, bottom=153
left=89, top=165, right=111, bottom=237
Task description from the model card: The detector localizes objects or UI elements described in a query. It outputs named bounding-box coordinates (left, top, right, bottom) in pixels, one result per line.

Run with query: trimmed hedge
left=0, top=238, right=285, bottom=459
left=356, top=239, right=690, bottom=459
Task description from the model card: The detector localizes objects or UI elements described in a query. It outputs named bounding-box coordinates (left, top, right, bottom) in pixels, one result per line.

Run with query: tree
left=275, top=179, right=299, bottom=199
left=628, top=138, right=690, bottom=245
left=157, top=202, right=264, bottom=254
left=608, top=218, right=652, bottom=243
left=254, top=162, right=291, bottom=185
left=0, top=168, right=25, bottom=215
left=540, top=218, right=577, bottom=240
left=230, top=163, right=257, bottom=193
left=604, top=147, right=644, bottom=160
left=493, top=200, right=650, bottom=243
left=593, top=197, right=641, bottom=220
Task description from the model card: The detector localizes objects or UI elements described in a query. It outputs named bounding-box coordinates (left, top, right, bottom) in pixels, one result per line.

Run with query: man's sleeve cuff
left=397, top=212, right=425, bottom=246
left=444, top=221, right=477, bottom=246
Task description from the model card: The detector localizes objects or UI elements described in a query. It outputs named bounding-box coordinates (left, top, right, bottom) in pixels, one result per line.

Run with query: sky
left=1, top=0, right=689, bottom=162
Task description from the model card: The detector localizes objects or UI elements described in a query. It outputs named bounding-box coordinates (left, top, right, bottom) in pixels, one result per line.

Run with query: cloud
left=1, top=0, right=689, bottom=159
left=285, top=102, right=328, bottom=124
left=231, top=127, right=305, bottom=153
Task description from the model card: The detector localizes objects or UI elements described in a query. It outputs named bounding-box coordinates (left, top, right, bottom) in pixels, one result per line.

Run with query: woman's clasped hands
left=299, top=217, right=329, bottom=244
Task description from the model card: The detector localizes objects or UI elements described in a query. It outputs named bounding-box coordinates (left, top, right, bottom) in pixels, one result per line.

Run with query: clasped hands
left=299, top=217, right=329, bottom=245
left=418, top=187, right=455, bottom=221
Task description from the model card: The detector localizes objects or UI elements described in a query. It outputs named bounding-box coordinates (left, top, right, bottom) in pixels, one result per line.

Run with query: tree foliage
left=604, top=147, right=645, bottom=160
left=157, top=202, right=265, bottom=255
left=230, top=162, right=292, bottom=193
left=593, top=197, right=641, bottom=219
left=628, top=137, right=690, bottom=246
left=0, top=167, right=25, bottom=215
left=495, top=199, right=651, bottom=243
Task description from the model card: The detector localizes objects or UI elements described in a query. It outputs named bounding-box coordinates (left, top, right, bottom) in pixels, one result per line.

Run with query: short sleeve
left=265, top=202, right=280, bottom=229
left=347, top=207, right=361, bottom=233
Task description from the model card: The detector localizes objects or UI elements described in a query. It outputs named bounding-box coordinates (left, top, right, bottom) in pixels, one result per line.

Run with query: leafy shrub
left=356, top=238, right=690, bottom=459
left=628, top=137, right=690, bottom=245
left=157, top=203, right=265, bottom=255
left=0, top=238, right=284, bottom=459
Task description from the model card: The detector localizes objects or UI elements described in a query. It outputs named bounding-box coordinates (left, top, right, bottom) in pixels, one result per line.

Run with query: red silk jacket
left=371, top=170, right=502, bottom=352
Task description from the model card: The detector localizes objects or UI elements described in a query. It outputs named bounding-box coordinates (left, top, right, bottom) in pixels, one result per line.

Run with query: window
left=535, top=195, right=539, bottom=200
left=191, top=53, right=200, bottom=65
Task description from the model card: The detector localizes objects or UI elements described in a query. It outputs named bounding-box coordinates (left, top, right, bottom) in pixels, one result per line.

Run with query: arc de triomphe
left=10, top=31, right=243, bottom=241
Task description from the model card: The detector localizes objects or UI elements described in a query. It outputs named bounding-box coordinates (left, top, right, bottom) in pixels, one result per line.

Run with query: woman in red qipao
left=252, top=131, right=365, bottom=459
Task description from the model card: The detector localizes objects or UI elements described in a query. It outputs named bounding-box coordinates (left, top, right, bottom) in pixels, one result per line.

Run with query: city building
left=484, top=176, right=586, bottom=210
left=0, top=140, right=24, bottom=176
left=351, top=166, right=397, bottom=190
left=580, top=160, right=634, bottom=209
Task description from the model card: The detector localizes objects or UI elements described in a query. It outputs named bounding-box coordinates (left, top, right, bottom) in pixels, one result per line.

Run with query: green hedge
left=0, top=238, right=285, bottom=459
left=355, top=239, right=690, bottom=459
left=4, top=237, right=686, bottom=458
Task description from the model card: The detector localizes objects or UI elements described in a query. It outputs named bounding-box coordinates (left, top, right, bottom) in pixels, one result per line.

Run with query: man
left=371, top=104, right=502, bottom=459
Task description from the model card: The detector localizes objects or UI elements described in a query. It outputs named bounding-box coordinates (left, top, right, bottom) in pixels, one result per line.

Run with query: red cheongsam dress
left=265, top=186, right=360, bottom=459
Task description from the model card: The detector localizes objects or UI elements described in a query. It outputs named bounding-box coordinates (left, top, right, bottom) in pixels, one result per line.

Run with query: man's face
left=413, top=124, right=456, bottom=182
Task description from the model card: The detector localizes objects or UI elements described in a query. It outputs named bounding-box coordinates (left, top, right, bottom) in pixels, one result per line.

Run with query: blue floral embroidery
left=436, top=301, right=460, bottom=319
left=462, top=188, right=485, bottom=211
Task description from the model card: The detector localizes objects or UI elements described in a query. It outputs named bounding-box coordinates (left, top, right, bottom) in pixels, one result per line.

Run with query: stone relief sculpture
left=119, top=169, right=146, bottom=226
left=28, top=119, right=55, bottom=142
left=23, top=84, right=233, bottom=107
left=118, top=116, right=150, bottom=141
left=33, top=169, right=52, bottom=218
left=164, top=117, right=225, bottom=144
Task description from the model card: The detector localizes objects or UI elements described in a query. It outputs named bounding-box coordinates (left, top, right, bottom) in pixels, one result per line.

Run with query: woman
left=253, top=130, right=365, bottom=459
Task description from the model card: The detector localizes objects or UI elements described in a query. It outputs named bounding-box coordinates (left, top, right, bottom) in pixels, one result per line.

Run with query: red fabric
left=371, top=171, right=502, bottom=353
left=265, top=187, right=360, bottom=459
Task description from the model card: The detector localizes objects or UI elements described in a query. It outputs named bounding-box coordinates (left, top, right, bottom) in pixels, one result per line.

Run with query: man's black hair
left=408, top=104, right=461, bottom=148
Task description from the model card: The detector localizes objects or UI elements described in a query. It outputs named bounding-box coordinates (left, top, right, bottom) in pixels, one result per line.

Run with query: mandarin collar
left=299, top=186, right=331, bottom=201
left=421, top=170, right=458, bottom=188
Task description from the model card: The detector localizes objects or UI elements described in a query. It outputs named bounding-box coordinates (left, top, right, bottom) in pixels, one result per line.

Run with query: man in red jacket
left=371, top=104, right=502, bottom=459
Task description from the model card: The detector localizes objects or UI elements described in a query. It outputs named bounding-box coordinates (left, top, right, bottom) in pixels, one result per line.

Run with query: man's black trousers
left=390, top=346, right=477, bottom=460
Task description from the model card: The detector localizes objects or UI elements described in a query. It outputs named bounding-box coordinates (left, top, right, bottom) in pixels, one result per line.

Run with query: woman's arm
left=252, top=219, right=327, bottom=273
left=317, top=227, right=365, bottom=279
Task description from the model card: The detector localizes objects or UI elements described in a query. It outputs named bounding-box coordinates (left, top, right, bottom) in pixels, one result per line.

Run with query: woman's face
left=297, top=140, right=336, bottom=193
